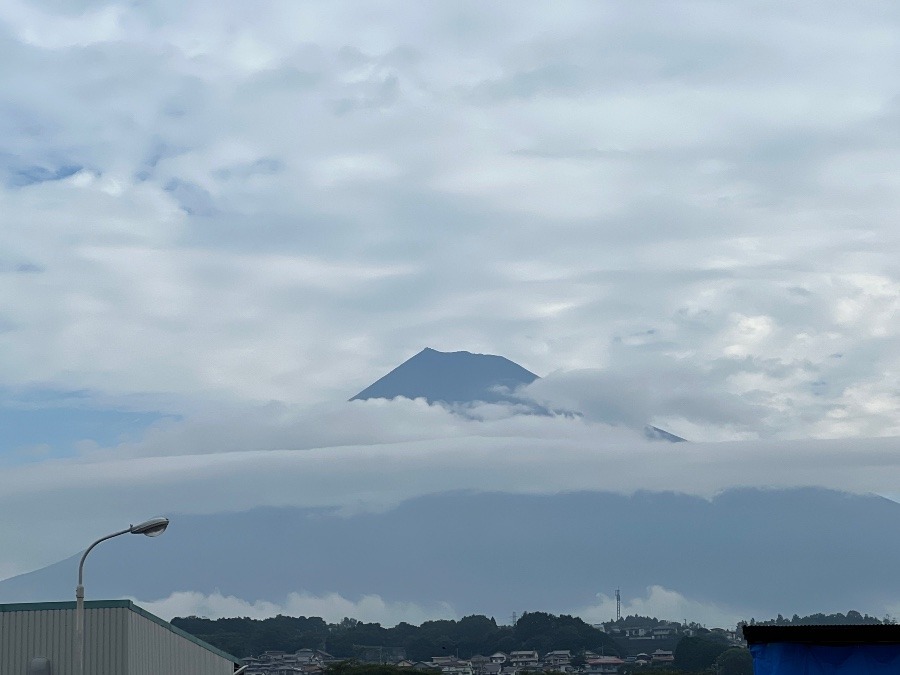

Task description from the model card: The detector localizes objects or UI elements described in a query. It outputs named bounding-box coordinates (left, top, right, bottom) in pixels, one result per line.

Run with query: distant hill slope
left=351, top=347, right=539, bottom=404
left=2, top=488, right=899, bottom=618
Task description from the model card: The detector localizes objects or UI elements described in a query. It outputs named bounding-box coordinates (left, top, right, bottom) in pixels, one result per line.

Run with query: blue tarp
left=751, top=643, right=900, bottom=674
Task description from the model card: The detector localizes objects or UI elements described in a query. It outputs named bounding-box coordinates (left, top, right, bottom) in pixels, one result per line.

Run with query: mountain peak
left=351, top=348, right=687, bottom=442
left=350, top=348, right=538, bottom=405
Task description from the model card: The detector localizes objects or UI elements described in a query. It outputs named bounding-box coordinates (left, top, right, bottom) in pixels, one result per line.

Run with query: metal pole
left=75, top=527, right=130, bottom=675
left=75, top=582, right=84, bottom=675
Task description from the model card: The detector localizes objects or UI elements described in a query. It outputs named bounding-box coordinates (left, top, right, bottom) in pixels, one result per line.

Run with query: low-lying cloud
left=136, top=584, right=741, bottom=629
left=576, top=586, right=743, bottom=629
left=0, top=395, right=898, bottom=578
left=137, top=590, right=456, bottom=626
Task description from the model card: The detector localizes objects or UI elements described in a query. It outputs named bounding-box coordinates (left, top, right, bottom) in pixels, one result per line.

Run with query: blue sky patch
left=6, top=164, right=83, bottom=188
left=0, top=398, right=173, bottom=464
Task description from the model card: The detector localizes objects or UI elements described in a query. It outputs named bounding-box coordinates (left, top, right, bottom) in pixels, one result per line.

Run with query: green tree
left=716, top=648, right=752, bottom=675
left=674, top=636, right=730, bottom=672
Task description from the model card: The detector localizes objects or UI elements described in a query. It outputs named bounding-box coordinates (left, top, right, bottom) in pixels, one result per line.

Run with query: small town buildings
left=0, top=599, right=241, bottom=675
left=242, top=648, right=335, bottom=674
left=490, top=652, right=509, bottom=664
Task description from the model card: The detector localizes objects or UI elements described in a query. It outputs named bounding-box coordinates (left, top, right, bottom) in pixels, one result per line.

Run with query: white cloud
left=0, top=0, right=126, bottom=49
left=136, top=590, right=455, bottom=625
left=2, top=0, right=900, bottom=604
left=135, top=584, right=747, bottom=630
left=0, top=0, right=897, bottom=425
left=576, top=585, right=742, bottom=630
left=138, top=585, right=740, bottom=628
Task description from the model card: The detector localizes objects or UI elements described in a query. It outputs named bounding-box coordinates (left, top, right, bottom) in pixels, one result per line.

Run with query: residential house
left=651, top=650, right=675, bottom=665
left=470, top=654, right=490, bottom=675
left=652, top=626, right=678, bottom=640
left=509, top=651, right=540, bottom=668
left=432, top=657, right=460, bottom=666
left=441, top=659, right=474, bottom=675
left=624, top=627, right=650, bottom=639
left=584, top=656, right=624, bottom=675
left=542, top=651, right=571, bottom=668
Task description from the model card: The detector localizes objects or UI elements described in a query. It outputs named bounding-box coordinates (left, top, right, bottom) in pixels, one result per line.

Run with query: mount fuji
left=1, top=348, right=891, bottom=626
left=352, top=347, right=685, bottom=441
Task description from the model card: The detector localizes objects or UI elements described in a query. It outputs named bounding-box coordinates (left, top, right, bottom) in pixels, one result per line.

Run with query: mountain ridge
left=1, top=488, right=897, bottom=619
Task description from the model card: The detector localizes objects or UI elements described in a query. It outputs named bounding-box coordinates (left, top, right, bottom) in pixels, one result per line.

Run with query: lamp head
left=130, top=517, right=169, bottom=537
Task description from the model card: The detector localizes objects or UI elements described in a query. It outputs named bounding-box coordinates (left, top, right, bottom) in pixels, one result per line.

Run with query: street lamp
left=75, top=517, right=169, bottom=675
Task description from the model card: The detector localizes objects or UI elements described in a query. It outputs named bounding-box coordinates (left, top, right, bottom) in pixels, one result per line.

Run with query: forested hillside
left=171, top=611, right=622, bottom=660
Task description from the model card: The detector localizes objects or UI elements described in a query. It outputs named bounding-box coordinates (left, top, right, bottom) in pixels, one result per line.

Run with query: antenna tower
left=615, top=589, right=621, bottom=621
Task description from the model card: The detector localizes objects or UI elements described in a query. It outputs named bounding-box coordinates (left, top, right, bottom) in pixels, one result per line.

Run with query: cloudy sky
left=1, top=0, right=900, bottom=625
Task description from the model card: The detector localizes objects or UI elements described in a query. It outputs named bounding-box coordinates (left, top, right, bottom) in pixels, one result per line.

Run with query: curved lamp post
left=75, top=517, right=169, bottom=675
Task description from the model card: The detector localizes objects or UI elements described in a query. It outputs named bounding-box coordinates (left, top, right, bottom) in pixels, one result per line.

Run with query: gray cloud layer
left=1, top=396, right=899, bottom=578
left=0, top=0, right=897, bottom=440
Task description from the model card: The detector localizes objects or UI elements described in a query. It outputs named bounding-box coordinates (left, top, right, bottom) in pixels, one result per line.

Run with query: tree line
left=743, top=610, right=891, bottom=626
left=171, top=611, right=622, bottom=660
left=177, top=608, right=877, bottom=675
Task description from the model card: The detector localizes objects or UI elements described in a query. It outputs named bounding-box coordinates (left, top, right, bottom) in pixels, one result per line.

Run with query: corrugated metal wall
left=86, top=606, right=129, bottom=674
left=128, top=609, right=235, bottom=675
left=0, top=605, right=127, bottom=675
left=1, top=604, right=234, bottom=675
left=0, top=606, right=75, bottom=675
